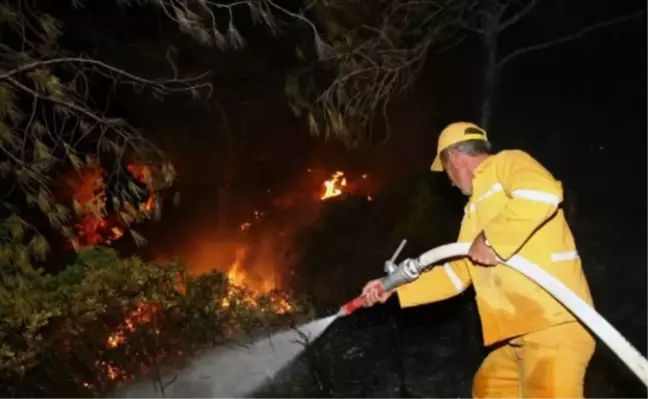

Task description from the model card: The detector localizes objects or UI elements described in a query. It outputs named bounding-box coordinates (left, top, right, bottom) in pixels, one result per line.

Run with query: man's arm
left=396, top=259, right=471, bottom=308
left=483, top=150, right=563, bottom=261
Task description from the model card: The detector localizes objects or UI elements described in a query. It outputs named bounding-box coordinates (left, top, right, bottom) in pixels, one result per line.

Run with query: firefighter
left=361, top=122, right=596, bottom=398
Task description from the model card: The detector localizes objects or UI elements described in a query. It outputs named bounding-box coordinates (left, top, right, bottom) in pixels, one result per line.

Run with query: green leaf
left=28, top=234, right=50, bottom=261
left=129, top=229, right=147, bottom=247
left=67, top=152, right=83, bottom=170
left=5, top=214, right=24, bottom=241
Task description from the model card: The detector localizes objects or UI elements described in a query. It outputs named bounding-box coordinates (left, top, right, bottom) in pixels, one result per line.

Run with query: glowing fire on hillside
left=56, top=165, right=373, bottom=299
left=98, top=257, right=292, bottom=383
left=59, top=164, right=375, bottom=385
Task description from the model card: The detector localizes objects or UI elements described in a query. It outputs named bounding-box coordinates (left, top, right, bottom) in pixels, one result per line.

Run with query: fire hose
left=338, top=240, right=648, bottom=387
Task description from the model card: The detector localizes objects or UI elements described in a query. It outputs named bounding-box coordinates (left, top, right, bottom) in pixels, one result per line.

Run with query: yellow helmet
left=430, top=122, right=489, bottom=172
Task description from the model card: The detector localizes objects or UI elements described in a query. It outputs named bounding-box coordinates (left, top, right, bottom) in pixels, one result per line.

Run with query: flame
left=55, top=161, right=158, bottom=248
left=103, top=243, right=293, bottom=344
left=95, top=360, right=124, bottom=381
left=56, top=162, right=108, bottom=247
left=88, top=165, right=380, bottom=385
left=127, top=163, right=157, bottom=215
left=97, top=303, right=158, bottom=382
left=106, top=303, right=155, bottom=349
left=321, top=171, right=347, bottom=200
left=219, top=246, right=293, bottom=313
left=126, top=164, right=153, bottom=187
left=77, top=165, right=396, bottom=386
left=99, top=247, right=293, bottom=382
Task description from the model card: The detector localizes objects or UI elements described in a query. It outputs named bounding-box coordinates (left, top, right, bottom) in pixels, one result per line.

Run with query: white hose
left=416, top=242, right=648, bottom=387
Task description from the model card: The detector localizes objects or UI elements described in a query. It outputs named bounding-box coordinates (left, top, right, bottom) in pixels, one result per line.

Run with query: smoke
left=107, top=315, right=339, bottom=398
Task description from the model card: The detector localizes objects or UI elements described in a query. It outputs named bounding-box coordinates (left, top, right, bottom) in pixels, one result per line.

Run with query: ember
left=106, top=303, right=156, bottom=349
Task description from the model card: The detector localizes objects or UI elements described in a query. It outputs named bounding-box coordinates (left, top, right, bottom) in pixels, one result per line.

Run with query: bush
left=0, top=247, right=311, bottom=397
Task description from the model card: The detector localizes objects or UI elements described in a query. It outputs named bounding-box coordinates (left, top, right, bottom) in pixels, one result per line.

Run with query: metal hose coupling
left=336, top=256, right=422, bottom=317
left=379, top=257, right=422, bottom=292
left=337, top=239, right=414, bottom=317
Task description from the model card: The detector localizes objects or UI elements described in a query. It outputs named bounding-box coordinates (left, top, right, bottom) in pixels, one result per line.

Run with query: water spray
left=109, top=315, right=339, bottom=398
left=110, top=240, right=646, bottom=397
left=338, top=240, right=648, bottom=387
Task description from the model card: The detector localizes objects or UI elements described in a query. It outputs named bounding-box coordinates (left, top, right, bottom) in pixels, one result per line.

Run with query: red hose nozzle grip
left=339, top=295, right=366, bottom=316
left=338, top=284, right=384, bottom=316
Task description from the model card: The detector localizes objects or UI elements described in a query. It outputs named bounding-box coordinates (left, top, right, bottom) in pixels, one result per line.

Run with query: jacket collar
left=473, top=154, right=494, bottom=177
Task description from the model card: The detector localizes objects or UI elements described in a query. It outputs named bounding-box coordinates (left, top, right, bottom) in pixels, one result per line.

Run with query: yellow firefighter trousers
left=472, top=321, right=596, bottom=398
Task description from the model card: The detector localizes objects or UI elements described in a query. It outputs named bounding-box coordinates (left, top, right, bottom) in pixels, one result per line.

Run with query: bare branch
left=0, top=56, right=212, bottom=89
left=498, top=0, right=541, bottom=32
left=287, top=0, right=451, bottom=146
left=445, top=0, right=506, bottom=35
left=498, top=9, right=645, bottom=69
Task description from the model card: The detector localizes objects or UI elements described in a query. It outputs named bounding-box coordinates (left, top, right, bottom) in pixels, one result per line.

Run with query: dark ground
left=252, top=241, right=647, bottom=398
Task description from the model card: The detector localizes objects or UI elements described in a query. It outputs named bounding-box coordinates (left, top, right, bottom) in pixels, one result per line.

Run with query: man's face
left=443, top=149, right=473, bottom=196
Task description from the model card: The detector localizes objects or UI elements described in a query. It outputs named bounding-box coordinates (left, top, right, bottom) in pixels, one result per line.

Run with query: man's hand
left=468, top=232, right=499, bottom=266
left=362, top=279, right=395, bottom=307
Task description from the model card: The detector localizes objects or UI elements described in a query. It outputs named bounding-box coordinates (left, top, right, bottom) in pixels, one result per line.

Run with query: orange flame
left=104, top=246, right=293, bottom=358
left=220, top=246, right=293, bottom=313
left=321, top=171, right=347, bottom=200
left=127, top=163, right=157, bottom=215
left=106, top=303, right=156, bottom=349
left=55, top=161, right=158, bottom=249
left=89, top=165, right=381, bottom=385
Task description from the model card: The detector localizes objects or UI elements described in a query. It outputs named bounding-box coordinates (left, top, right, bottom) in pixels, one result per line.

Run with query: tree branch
left=0, top=1, right=225, bottom=256
left=287, top=0, right=450, bottom=146
left=0, top=56, right=212, bottom=90
left=498, top=0, right=541, bottom=32
left=498, top=9, right=645, bottom=69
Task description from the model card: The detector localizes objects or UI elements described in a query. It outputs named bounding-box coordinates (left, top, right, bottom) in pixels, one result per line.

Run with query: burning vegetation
left=42, top=164, right=376, bottom=391
left=54, top=164, right=372, bottom=294
left=54, top=158, right=159, bottom=250
left=0, top=164, right=378, bottom=398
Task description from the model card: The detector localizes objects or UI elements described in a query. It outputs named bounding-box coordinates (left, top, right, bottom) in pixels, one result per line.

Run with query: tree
left=0, top=0, right=332, bottom=266
left=0, top=1, right=202, bottom=265
left=288, top=0, right=644, bottom=144
left=285, top=0, right=456, bottom=147
left=442, top=0, right=645, bottom=129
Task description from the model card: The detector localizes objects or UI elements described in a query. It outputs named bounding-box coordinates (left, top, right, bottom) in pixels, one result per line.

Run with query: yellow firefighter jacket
left=396, top=149, right=594, bottom=346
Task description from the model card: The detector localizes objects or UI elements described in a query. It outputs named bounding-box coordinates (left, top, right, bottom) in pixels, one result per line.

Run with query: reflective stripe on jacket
left=396, top=149, right=594, bottom=346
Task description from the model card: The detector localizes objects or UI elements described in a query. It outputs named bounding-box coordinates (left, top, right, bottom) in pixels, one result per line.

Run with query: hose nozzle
left=337, top=282, right=387, bottom=317
left=337, top=239, right=411, bottom=318
left=337, top=295, right=367, bottom=317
